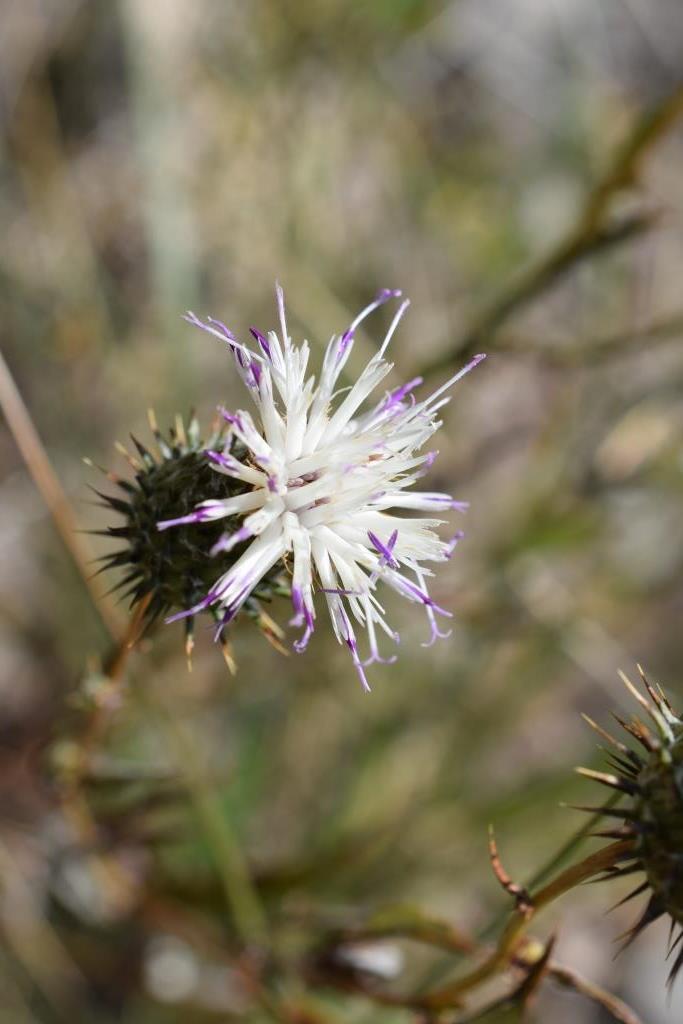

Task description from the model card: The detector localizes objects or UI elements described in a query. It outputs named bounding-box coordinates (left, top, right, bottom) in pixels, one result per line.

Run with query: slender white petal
left=160, top=286, right=485, bottom=686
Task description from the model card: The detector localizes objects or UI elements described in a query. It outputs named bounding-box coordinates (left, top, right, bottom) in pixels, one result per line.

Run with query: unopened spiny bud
left=93, top=411, right=287, bottom=664
left=578, top=667, right=683, bottom=983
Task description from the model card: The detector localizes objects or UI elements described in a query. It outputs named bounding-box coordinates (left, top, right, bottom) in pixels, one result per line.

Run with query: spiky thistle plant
left=92, top=410, right=288, bottom=667
left=577, top=666, right=683, bottom=983
left=93, top=286, right=483, bottom=685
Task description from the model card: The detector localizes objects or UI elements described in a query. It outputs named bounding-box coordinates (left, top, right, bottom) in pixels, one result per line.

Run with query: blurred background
left=1, top=1, right=683, bottom=1021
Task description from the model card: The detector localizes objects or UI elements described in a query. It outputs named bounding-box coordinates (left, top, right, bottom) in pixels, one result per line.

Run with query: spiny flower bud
left=577, top=666, right=683, bottom=983
left=93, top=411, right=288, bottom=666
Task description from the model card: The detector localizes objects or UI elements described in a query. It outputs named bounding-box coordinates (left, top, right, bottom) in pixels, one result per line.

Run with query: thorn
left=575, top=766, right=638, bottom=795
left=130, top=434, right=156, bottom=467
left=515, top=934, right=556, bottom=1010
left=656, top=684, right=676, bottom=716
left=87, top=485, right=131, bottom=515
left=667, top=928, right=683, bottom=960
left=590, top=864, right=641, bottom=885
left=147, top=407, right=158, bottom=435
left=612, top=713, right=658, bottom=753
left=148, top=408, right=172, bottom=458
left=637, top=664, right=679, bottom=725
left=588, top=826, right=637, bottom=840
left=564, top=803, right=640, bottom=822
left=101, top=571, right=140, bottom=599
left=83, top=455, right=122, bottom=483
left=667, top=944, right=683, bottom=988
left=618, top=669, right=673, bottom=741
left=607, top=880, right=649, bottom=913
left=185, top=622, right=194, bottom=673
left=257, top=609, right=289, bottom=655
left=602, top=751, right=641, bottom=778
left=257, top=608, right=285, bottom=640
left=174, top=413, right=187, bottom=448
left=614, top=894, right=664, bottom=955
left=115, top=440, right=142, bottom=471
left=637, top=664, right=661, bottom=706
left=220, top=635, right=237, bottom=676
left=488, top=826, right=533, bottom=915
left=581, top=713, right=632, bottom=755
left=617, top=667, right=650, bottom=709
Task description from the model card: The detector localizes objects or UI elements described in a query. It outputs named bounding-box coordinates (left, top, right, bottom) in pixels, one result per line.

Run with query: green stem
left=520, top=792, right=622, bottom=897
left=416, top=793, right=622, bottom=994
left=422, top=839, right=636, bottom=1010
left=156, top=707, right=269, bottom=949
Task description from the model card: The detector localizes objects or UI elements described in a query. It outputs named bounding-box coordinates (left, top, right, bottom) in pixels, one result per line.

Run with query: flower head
left=159, top=286, right=484, bottom=688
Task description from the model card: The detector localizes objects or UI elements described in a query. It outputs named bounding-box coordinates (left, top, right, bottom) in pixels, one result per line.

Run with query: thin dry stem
left=0, top=346, right=124, bottom=640
left=550, top=962, right=643, bottom=1024
left=421, top=84, right=683, bottom=372
left=78, top=594, right=152, bottom=769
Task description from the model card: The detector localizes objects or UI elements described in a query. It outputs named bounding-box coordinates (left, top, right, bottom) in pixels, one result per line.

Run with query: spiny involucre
left=158, top=285, right=485, bottom=688
left=579, top=667, right=683, bottom=984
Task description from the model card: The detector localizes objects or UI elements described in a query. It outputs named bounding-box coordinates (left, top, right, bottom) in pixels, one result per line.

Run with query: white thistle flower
left=158, top=286, right=484, bottom=690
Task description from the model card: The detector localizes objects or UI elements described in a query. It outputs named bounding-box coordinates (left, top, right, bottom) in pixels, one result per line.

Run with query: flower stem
left=416, top=795, right=622, bottom=994
left=155, top=706, right=269, bottom=949
left=422, top=838, right=635, bottom=1009
left=0, top=346, right=124, bottom=641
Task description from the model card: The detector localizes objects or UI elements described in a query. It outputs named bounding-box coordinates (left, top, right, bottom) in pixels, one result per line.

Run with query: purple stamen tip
left=337, top=328, right=355, bottom=360
left=421, top=627, right=453, bottom=648
left=375, top=288, right=402, bottom=302
left=446, top=530, right=465, bottom=558
left=157, top=510, right=203, bottom=531
left=220, top=409, right=243, bottom=431
left=207, top=449, right=230, bottom=469
left=249, top=327, right=272, bottom=359
left=207, top=316, right=237, bottom=341
left=211, top=525, right=251, bottom=557
left=368, top=529, right=399, bottom=568
left=165, top=608, right=193, bottom=624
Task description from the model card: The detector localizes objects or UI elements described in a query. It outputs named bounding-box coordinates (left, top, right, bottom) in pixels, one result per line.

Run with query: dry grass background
left=1, top=2, right=683, bottom=1021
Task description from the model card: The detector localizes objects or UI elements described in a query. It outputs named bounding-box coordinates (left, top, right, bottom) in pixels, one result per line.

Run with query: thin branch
left=549, top=963, right=643, bottom=1024
left=495, top=309, right=683, bottom=365
left=76, top=594, right=152, bottom=773
left=330, top=908, right=476, bottom=956
left=420, top=839, right=636, bottom=1010
left=0, top=345, right=124, bottom=640
left=421, top=85, right=683, bottom=374
left=519, top=792, right=623, bottom=898
left=313, top=840, right=638, bottom=1016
